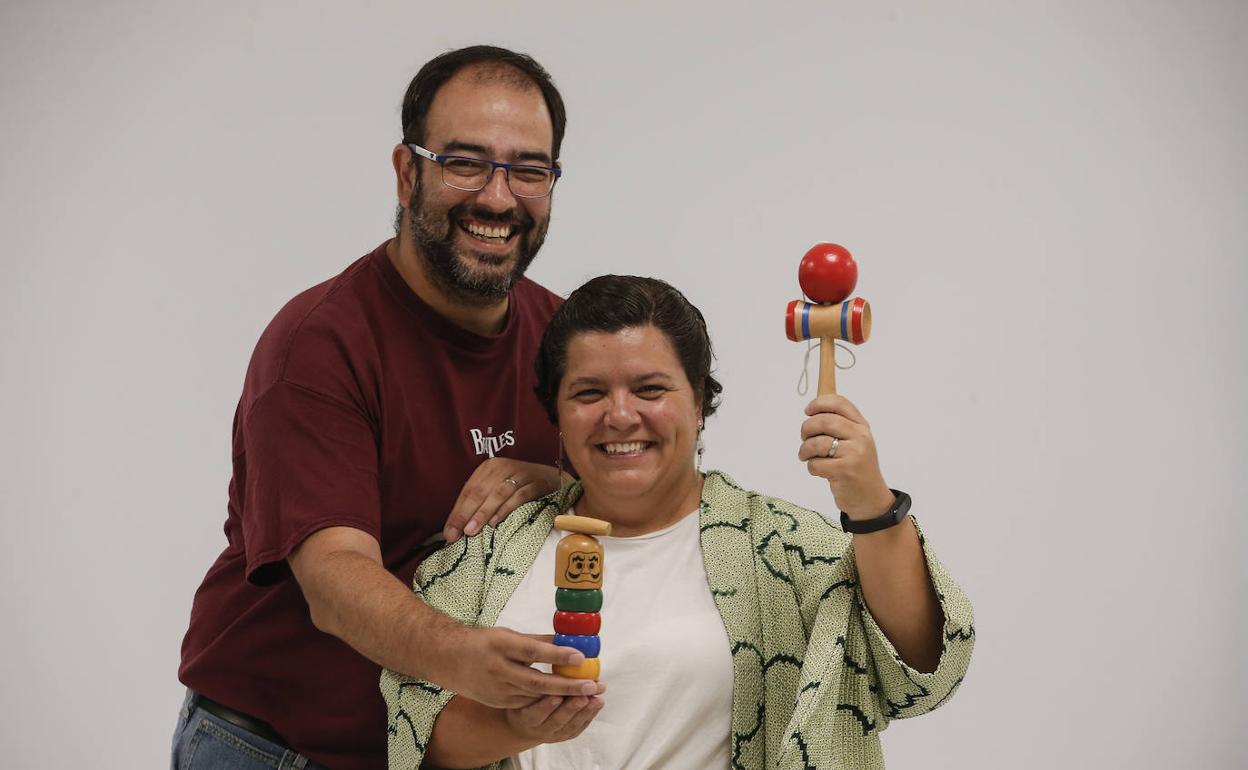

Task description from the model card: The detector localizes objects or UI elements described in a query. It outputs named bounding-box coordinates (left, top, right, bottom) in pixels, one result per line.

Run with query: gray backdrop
left=2, top=0, right=1245, bottom=767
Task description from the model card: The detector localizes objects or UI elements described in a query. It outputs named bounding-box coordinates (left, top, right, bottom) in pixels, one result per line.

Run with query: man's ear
left=392, top=144, right=416, bottom=206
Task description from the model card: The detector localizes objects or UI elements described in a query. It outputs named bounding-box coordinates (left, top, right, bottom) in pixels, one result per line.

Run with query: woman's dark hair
left=534, top=275, right=723, bottom=424
left=400, top=45, right=567, bottom=159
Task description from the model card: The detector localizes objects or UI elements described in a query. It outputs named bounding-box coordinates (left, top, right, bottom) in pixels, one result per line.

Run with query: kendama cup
left=785, top=243, right=872, bottom=395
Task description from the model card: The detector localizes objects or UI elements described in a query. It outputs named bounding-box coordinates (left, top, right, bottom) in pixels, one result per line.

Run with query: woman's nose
left=603, top=393, right=640, bottom=430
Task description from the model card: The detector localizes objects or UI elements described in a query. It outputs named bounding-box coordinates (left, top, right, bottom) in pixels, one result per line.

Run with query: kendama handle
left=818, top=337, right=837, bottom=396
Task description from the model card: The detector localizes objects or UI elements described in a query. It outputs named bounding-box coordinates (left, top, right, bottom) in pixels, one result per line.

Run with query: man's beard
left=406, top=178, right=549, bottom=306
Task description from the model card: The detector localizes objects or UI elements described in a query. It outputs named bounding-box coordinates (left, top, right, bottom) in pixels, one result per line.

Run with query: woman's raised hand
left=798, top=394, right=896, bottom=520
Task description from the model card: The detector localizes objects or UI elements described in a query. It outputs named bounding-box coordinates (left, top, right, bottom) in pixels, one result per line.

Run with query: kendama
left=784, top=243, right=872, bottom=394
left=551, top=513, right=611, bottom=680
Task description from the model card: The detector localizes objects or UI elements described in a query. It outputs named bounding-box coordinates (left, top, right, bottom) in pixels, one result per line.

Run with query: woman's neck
left=575, top=472, right=705, bottom=537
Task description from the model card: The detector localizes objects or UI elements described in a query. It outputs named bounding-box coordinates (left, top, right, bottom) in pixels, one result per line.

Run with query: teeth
left=464, top=221, right=512, bottom=240
left=603, top=442, right=647, bottom=455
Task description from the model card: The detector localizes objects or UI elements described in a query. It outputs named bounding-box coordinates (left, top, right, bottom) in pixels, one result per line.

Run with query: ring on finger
left=827, top=437, right=840, bottom=458
left=504, top=477, right=520, bottom=488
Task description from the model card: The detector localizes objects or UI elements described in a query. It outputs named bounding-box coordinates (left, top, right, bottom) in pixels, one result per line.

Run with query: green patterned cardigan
left=381, top=471, right=974, bottom=770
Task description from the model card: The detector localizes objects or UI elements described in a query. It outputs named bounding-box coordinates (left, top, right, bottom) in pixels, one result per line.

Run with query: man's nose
left=474, top=167, right=518, bottom=211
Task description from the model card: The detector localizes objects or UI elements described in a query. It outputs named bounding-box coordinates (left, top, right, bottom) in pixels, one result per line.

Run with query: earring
left=555, top=430, right=569, bottom=500
left=695, top=419, right=705, bottom=474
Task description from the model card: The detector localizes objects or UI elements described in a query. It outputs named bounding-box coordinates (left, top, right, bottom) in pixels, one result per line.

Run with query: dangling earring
left=695, top=419, right=705, bottom=474
left=555, top=430, right=569, bottom=503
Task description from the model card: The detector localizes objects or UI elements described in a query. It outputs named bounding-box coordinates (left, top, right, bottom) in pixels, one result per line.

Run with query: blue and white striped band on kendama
left=551, top=514, right=611, bottom=680
left=785, top=297, right=871, bottom=345
left=784, top=297, right=872, bottom=396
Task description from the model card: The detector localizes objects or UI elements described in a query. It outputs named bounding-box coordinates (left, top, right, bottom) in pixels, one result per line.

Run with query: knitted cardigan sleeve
left=380, top=531, right=502, bottom=770
left=758, top=491, right=973, bottom=768
left=772, top=495, right=975, bottom=729
left=856, top=519, right=975, bottom=722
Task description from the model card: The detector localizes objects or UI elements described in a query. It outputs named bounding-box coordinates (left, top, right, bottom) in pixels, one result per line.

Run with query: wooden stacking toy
left=551, top=513, right=611, bottom=680
left=784, top=243, right=873, bottom=395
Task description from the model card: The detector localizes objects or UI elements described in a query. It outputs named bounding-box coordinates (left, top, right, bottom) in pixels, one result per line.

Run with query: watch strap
left=839, top=489, right=911, bottom=534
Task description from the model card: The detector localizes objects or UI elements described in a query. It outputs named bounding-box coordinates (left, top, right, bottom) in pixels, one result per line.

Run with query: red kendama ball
left=798, top=243, right=858, bottom=304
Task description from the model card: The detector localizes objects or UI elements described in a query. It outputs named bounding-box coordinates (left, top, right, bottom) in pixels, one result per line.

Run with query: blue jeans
left=171, top=690, right=327, bottom=770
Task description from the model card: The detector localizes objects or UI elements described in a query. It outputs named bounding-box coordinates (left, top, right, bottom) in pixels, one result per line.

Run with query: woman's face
left=557, top=325, right=701, bottom=503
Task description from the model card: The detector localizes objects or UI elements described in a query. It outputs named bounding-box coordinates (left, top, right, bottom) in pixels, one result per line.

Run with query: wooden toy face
left=555, top=534, right=603, bottom=589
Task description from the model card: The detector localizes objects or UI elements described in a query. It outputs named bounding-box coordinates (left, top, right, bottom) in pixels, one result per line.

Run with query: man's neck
left=386, top=237, right=510, bottom=337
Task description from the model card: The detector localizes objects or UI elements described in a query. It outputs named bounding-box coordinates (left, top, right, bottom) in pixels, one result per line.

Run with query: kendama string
left=796, top=338, right=857, bottom=396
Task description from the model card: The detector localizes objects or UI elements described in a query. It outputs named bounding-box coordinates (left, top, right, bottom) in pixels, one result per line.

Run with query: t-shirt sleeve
left=239, top=379, right=381, bottom=584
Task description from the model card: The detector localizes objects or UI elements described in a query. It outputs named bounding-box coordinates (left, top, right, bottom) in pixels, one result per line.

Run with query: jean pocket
left=184, top=715, right=284, bottom=769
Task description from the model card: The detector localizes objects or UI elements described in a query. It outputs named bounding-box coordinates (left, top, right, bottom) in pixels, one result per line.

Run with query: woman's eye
left=637, top=385, right=666, bottom=398
left=573, top=389, right=602, bottom=400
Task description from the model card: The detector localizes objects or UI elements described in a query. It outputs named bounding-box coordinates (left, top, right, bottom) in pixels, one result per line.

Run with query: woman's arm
left=797, top=394, right=942, bottom=671
left=849, top=516, right=942, bottom=672
left=425, top=693, right=604, bottom=769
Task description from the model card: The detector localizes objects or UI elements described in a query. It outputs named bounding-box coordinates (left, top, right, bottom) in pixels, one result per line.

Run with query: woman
left=383, top=276, right=974, bottom=769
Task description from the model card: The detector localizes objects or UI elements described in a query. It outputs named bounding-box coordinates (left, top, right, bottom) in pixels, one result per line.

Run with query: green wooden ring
left=555, top=588, right=603, bottom=612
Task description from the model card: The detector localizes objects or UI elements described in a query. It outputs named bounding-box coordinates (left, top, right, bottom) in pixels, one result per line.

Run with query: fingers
left=510, top=693, right=604, bottom=742
left=445, top=460, right=560, bottom=541
left=444, top=464, right=491, bottom=542
left=804, top=394, right=867, bottom=425
left=544, top=693, right=604, bottom=738
left=507, top=634, right=604, bottom=698
left=521, top=635, right=584, bottom=667
left=511, top=694, right=564, bottom=729
left=467, top=477, right=538, bottom=535
left=487, top=480, right=543, bottom=528
left=799, top=412, right=858, bottom=441
left=797, top=434, right=843, bottom=463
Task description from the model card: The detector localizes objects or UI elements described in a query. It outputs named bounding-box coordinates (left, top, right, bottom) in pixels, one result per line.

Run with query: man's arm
left=288, top=526, right=601, bottom=708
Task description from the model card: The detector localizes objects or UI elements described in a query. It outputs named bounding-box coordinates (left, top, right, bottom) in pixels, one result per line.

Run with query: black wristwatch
left=839, top=489, right=912, bottom=534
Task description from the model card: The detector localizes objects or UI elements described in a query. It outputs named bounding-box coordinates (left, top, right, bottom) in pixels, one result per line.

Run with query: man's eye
left=510, top=166, right=550, bottom=182
left=443, top=158, right=487, bottom=176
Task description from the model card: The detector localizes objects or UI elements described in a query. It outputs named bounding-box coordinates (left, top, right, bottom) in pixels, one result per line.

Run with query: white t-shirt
left=495, top=508, right=734, bottom=770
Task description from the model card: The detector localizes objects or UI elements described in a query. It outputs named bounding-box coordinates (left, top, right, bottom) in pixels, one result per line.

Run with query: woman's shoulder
left=701, top=471, right=851, bottom=549
left=491, top=485, right=573, bottom=542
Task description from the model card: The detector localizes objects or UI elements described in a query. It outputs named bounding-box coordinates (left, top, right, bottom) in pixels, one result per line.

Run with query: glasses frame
left=407, top=143, right=561, bottom=199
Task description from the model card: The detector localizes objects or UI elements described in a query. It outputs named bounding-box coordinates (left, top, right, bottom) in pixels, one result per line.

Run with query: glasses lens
left=441, top=158, right=490, bottom=190
left=508, top=165, right=554, bottom=198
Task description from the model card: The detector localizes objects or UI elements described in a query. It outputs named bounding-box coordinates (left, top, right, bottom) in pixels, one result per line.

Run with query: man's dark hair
left=401, top=45, right=567, bottom=159
left=534, top=276, right=723, bottom=424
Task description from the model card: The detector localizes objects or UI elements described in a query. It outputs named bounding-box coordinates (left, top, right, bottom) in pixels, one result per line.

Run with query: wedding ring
left=504, top=477, right=520, bottom=488
left=827, top=437, right=840, bottom=458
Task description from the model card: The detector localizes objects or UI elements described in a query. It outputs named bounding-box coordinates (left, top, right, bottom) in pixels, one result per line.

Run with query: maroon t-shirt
left=179, top=241, right=562, bottom=770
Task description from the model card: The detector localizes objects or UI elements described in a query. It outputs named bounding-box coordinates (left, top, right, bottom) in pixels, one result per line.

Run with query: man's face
left=406, top=68, right=556, bottom=305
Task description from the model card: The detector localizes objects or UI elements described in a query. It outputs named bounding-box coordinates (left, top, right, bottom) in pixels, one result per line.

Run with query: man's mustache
left=451, top=204, right=532, bottom=229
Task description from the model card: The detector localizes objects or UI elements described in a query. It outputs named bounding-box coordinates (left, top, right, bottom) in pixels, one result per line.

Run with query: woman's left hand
left=798, top=395, right=896, bottom=520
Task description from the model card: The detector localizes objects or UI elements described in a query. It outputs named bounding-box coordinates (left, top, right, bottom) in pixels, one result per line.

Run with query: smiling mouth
left=599, top=441, right=654, bottom=456
left=459, top=218, right=517, bottom=246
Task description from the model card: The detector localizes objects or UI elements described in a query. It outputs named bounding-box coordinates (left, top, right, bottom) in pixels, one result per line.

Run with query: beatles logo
left=469, top=426, right=516, bottom=458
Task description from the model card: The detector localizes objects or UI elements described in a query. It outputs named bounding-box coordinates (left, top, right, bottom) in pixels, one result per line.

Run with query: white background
left=2, top=1, right=1245, bottom=767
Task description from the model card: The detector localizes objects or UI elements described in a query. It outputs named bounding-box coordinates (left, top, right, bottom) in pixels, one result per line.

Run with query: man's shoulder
left=265, top=246, right=383, bottom=338
left=241, top=245, right=386, bottom=397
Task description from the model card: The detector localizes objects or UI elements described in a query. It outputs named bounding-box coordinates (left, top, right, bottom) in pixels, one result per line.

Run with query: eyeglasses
left=407, top=143, right=561, bottom=199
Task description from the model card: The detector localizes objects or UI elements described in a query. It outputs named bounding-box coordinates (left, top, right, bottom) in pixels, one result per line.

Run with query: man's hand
left=436, top=625, right=606, bottom=709
left=504, top=693, right=605, bottom=744
left=444, top=458, right=564, bottom=542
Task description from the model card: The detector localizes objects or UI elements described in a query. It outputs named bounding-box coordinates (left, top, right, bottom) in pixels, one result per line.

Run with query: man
left=173, top=46, right=601, bottom=770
